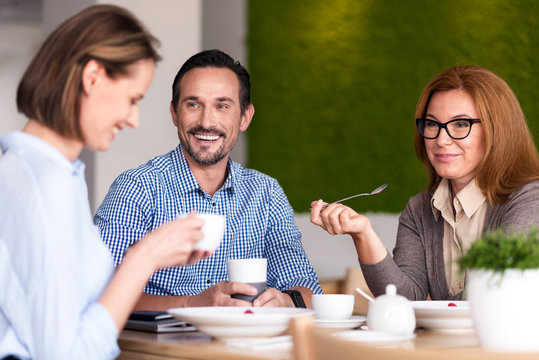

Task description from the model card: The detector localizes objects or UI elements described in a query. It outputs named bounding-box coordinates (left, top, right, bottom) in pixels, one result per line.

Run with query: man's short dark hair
left=171, top=49, right=250, bottom=114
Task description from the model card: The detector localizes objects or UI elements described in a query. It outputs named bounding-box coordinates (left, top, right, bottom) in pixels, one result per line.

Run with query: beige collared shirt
left=431, top=179, right=487, bottom=296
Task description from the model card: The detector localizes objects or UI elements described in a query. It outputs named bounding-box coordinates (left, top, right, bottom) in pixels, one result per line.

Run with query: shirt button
left=206, top=279, right=211, bottom=284
left=212, top=203, right=216, bottom=206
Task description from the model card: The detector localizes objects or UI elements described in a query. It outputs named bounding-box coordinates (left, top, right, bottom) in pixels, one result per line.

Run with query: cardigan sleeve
left=360, top=192, right=431, bottom=300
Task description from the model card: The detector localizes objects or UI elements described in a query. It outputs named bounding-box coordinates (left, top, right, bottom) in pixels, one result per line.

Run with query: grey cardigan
left=361, top=180, right=539, bottom=300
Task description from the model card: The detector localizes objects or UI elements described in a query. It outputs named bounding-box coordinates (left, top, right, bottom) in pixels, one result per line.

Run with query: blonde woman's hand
left=139, top=211, right=204, bottom=271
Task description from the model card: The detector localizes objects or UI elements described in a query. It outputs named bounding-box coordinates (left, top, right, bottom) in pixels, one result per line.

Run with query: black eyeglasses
left=416, top=118, right=481, bottom=140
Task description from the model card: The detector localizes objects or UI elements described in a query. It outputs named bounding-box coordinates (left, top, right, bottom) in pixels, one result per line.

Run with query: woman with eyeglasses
left=310, top=65, right=539, bottom=300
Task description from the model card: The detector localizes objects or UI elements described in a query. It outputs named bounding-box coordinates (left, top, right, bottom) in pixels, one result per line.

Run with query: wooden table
left=118, top=330, right=291, bottom=360
left=413, top=329, right=479, bottom=350
left=118, top=326, right=538, bottom=360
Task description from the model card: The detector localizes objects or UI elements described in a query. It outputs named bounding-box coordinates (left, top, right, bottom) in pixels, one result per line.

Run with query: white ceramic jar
left=367, top=284, right=416, bottom=334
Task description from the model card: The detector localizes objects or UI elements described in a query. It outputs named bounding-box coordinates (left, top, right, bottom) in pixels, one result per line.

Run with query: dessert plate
left=168, top=306, right=312, bottom=339
left=412, top=301, right=473, bottom=332
left=315, top=315, right=366, bottom=330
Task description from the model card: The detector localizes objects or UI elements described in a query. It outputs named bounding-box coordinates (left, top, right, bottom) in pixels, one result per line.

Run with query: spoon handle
left=309, top=183, right=388, bottom=211
left=325, top=183, right=388, bottom=207
left=355, top=287, right=375, bottom=303
left=327, top=192, right=371, bottom=205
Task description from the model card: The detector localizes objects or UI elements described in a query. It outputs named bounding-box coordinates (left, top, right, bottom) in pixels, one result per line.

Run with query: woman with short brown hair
left=0, top=5, right=205, bottom=359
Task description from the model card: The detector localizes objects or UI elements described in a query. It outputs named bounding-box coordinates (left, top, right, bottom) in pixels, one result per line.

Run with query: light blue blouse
left=0, top=132, right=119, bottom=359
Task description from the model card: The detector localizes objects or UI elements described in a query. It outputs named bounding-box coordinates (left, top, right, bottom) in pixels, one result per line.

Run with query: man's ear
left=239, top=104, right=255, bottom=132
left=81, top=59, right=105, bottom=95
left=170, top=102, right=179, bottom=127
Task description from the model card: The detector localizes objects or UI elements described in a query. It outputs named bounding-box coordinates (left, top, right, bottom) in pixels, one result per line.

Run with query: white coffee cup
left=178, top=213, right=225, bottom=251
left=227, top=258, right=267, bottom=302
left=312, top=294, right=355, bottom=320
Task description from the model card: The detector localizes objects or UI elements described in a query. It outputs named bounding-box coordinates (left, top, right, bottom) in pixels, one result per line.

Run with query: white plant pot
left=467, top=269, right=539, bottom=352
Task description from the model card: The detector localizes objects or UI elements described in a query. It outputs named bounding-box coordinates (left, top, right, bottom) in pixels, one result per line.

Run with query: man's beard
left=180, top=126, right=236, bottom=166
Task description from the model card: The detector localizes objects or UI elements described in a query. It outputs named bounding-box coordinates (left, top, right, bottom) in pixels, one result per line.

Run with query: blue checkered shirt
left=95, top=145, right=321, bottom=296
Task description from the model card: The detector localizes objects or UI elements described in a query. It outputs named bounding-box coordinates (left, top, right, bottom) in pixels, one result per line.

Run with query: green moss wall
left=247, top=0, right=538, bottom=213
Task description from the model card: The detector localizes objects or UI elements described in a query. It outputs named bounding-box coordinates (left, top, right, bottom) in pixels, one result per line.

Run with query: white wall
left=0, top=0, right=204, bottom=208
left=0, top=0, right=399, bottom=281
left=202, top=0, right=248, bottom=166
left=0, top=23, right=42, bottom=136
left=92, top=0, right=203, bottom=210
left=298, top=213, right=398, bottom=280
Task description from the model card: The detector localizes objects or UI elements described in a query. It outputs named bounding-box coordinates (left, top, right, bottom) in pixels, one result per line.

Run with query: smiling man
left=95, top=50, right=321, bottom=310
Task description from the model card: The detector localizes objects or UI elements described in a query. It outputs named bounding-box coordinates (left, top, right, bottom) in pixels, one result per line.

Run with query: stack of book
left=125, top=311, right=196, bottom=333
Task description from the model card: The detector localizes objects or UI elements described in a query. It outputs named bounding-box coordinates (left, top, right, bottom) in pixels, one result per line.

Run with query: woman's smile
left=424, top=90, right=485, bottom=194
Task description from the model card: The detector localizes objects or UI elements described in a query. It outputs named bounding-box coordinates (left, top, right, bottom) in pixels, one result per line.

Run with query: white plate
left=336, top=330, right=416, bottom=343
left=168, top=307, right=313, bottom=339
left=412, top=301, right=473, bottom=332
left=315, top=315, right=366, bottom=330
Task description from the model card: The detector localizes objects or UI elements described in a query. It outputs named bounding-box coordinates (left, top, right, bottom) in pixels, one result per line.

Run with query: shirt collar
left=431, top=178, right=451, bottom=221
left=454, top=179, right=486, bottom=218
left=431, top=178, right=486, bottom=220
left=172, top=144, right=237, bottom=194
left=0, top=131, right=85, bottom=177
left=224, top=158, right=240, bottom=190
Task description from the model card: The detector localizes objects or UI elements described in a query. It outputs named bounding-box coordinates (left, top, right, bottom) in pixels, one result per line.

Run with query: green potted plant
left=458, top=227, right=539, bottom=352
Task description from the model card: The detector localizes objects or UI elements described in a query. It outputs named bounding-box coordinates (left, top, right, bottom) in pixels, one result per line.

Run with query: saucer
left=315, top=315, right=366, bottom=330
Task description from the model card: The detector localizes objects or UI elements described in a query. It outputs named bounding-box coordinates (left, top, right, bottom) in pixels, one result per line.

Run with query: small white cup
left=312, top=294, right=354, bottom=320
left=227, top=258, right=267, bottom=302
left=178, top=213, right=225, bottom=251
left=196, top=214, right=225, bottom=251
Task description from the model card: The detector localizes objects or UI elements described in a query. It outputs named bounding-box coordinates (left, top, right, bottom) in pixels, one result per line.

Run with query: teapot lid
left=372, top=283, right=414, bottom=313
left=385, top=284, right=397, bottom=296
left=374, top=283, right=409, bottom=305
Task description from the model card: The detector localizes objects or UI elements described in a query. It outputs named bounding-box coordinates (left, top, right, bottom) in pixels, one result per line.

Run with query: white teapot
left=367, top=284, right=415, bottom=334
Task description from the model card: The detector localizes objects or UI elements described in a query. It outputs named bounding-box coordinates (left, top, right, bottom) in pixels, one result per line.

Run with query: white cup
left=178, top=213, right=225, bottom=251
left=312, top=294, right=355, bottom=320
left=227, top=258, right=267, bottom=302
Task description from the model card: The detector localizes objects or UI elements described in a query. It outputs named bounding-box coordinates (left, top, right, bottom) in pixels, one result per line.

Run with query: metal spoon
left=311, top=183, right=388, bottom=210
left=325, top=183, right=388, bottom=206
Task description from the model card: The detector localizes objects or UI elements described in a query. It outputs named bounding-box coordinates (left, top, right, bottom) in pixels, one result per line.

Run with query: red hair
left=414, top=65, right=539, bottom=204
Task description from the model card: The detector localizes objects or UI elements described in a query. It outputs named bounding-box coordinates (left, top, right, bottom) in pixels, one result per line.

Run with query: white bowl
left=412, top=301, right=472, bottom=332
left=168, top=306, right=312, bottom=339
